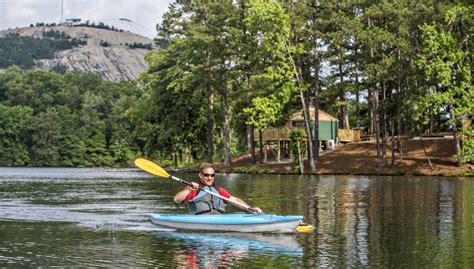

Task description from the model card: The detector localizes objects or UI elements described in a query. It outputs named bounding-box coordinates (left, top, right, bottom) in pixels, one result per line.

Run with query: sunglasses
left=202, top=173, right=215, bottom=178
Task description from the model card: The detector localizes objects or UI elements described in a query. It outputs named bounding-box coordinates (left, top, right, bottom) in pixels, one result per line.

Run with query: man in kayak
left=174, top=163, right=263, bottom=214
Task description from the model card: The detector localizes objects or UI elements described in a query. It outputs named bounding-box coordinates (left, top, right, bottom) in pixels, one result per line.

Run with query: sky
left=0, top=0, right=174, bottom=39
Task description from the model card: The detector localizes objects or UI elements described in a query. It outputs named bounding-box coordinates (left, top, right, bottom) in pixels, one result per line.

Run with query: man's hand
left=253, top=207, right=263, bottom=214
left=189, top=182, right=200, bottom=192
left=174, top=182, right=199, bottom=203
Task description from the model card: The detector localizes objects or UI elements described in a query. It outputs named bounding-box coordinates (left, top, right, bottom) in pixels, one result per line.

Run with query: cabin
left=255, top=107, right=339, bottom=162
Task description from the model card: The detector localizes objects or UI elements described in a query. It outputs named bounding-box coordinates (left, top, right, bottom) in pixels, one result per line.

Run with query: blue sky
left=0, top=0, right=174, bottom=38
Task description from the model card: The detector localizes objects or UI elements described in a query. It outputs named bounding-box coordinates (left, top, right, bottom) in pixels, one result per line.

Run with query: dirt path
left=217, top=138, right=473, bottom=176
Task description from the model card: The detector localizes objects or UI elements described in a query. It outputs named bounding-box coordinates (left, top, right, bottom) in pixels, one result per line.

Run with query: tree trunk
left=419, top=135, right=433, bottom=170
left=184, top=139, right=189, bottom=163
left=289, top=15, right=315, bottom=173
left=391, top=120, right=395, bottom=167
left=367, top=17, right=375, bottom=138
left=299, top=90, right=316, bottom=172
left=206, top=82, right=214, bottom=164
left=220, top=129, right=225, bottom=163
left=288, top=45, right=315, bottom=172
left=204, top=8, right=214, bottom=164
left=448, top=100, right=462, bottom=167
left=338, top=47, right=349, bottom=130
left=373, top=87, right=381, bottom=170
left=312, top=7, right=320, bottom=158
left=246, top=75, right=256, bottom=164
left=368, top=88, right=374, bottom=137
left=355, top=47, right=361, bottom=128
left=368, top=17, right=382, bottom=170
left=222, top=78, right=231, bottom=166
left=428, top=104, right=434, bottom=133
left=258, top=130, right=263, bottom=164
left=397, top=116, right=403, bottom=162
left=247, top=124, right=256, bottom=163
left=313, top=96, right=320, bottom=158
left=436, top=109, right=443, bottom=132
left=222, top=72, right=232, bottom=166
left=172, top=143, right=177, bottom=167
left=381, top=82, right=387, bottom=169
left=396, top=52, right=403, bottom=162
left=297, top=140, right=304, bottom=174
left=294, top=92, right=314, bottom=172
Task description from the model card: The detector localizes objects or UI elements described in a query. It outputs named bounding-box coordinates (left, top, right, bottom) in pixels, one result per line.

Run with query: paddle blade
left=135, top=158, right=171, bottom=178
left=296, top=224, right=315, bottom=233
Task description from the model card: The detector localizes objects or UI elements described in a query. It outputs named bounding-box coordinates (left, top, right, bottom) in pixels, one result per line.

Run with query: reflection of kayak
left=156, top=232, right=302, bottom=256
left=149, top=214, right=303, bottom=233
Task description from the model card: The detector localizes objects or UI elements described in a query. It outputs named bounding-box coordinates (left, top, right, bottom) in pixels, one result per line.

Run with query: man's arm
left=174, top=182, right=199, bottom=203
left=228, top=196, right=263, bottom=214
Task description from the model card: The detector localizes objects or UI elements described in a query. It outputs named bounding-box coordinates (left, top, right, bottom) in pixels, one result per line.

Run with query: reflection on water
left=159, top=232, right=302, bottom=268
left=295, top=175, right=474, bottom=268
left=0, top=168, right=473, bottom=267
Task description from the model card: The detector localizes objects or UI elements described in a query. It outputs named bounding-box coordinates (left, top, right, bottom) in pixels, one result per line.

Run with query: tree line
left=0, top=32, right=86, bottom=69
left=0, top=67, right=140, bottom=167
left=138, top=0, right=472, bottom=169
left=32, top=21, right=123, bottom=32
left=0, top=0, right=471, bottom=168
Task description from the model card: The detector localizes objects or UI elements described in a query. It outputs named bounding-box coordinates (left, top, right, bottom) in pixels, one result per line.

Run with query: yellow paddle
left=134, top=158, right=259, bottom=214
left=296, top=223, right=315, bottom=233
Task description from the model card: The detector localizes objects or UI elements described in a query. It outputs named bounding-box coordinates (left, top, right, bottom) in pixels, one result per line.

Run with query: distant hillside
left=0, top=25, right=154, bottom=81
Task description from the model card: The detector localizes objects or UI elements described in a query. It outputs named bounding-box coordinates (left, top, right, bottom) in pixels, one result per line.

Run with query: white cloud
left=6, top=6, right=38, bottom=21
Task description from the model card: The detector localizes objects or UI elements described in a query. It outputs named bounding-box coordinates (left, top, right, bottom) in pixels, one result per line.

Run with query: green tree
left=417, top=5, right=473, bottom=166
left=242, top=0, right=298, bottom=163
left=30, top=107, right=62, bottom=166
left=0, top=105, right=33, bottom=166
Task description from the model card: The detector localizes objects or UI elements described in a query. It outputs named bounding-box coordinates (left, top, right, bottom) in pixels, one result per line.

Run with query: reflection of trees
left=339, top=176, right=370, bottom=267
left=293, top=175, right=472, bottom=267
left=219, top=174, right=308, bottom=214
left=457, top=179, right=474, bottom=267
left=211, top=173, right=473, bottom=267
left=434, top=180, right=455, bottom=265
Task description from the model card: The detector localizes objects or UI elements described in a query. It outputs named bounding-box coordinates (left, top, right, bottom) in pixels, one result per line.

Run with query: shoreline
left=2, top=139, right=472, bottom=177
left=214, top=140, right=473, bottom=177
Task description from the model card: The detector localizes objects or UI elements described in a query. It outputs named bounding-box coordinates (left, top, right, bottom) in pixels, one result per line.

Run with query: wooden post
left=297, top=140, right=304, bottom=174
left=419, top=136, right=433, bottom=170
left=264, top=142, right=268, bottom=163
left=277, top=139, right=281, bottom=162
left=289, top=141, right=292, bottom=160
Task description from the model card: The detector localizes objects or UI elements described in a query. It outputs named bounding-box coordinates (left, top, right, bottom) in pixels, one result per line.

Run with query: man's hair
left=199, top=163, right=214, bottom=173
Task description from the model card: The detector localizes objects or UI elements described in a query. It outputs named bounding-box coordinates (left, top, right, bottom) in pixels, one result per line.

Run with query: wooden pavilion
left=255, top=107, right=339, bottom=162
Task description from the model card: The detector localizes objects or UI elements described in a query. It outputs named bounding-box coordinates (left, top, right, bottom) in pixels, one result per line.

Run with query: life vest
left=187, top=184, right=227, bottom=215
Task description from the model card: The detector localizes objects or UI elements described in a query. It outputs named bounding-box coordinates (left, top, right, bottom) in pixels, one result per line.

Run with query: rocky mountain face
left=0, top=26, right=153, bottom=81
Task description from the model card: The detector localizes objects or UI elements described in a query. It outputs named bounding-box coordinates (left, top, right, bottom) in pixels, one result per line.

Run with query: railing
left=254, top=127, right=292, bottom=141
left=338, top=129, right=362, bottom=142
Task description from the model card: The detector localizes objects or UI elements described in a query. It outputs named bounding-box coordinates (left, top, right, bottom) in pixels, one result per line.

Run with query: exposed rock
left=0, top=25, right=153, bottom=81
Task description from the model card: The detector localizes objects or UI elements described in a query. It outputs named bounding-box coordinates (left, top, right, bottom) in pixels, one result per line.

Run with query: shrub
left=231, top=166, right=273, bottom=174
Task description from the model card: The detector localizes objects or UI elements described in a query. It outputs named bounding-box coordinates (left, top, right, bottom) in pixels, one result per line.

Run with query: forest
left=0, top=0, right=472, bottom=168
left=0, top=68, right=140, bottom=166
left=0, top=31, right=86, bottom=69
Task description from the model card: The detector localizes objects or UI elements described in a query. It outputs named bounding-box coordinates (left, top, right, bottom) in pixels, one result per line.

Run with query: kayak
left=149, top=213, right=304, bottom=233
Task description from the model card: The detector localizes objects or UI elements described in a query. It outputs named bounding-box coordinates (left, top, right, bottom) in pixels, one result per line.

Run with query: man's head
left=198, top=163, right=215, bottom=186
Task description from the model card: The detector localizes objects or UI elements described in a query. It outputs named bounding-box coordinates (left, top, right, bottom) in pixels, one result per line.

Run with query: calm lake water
left=0, top=168, right=473, bottom=268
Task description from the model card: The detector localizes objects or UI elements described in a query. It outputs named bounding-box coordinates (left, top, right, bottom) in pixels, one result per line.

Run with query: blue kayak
left=149, top=214, right=303, bottom=233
